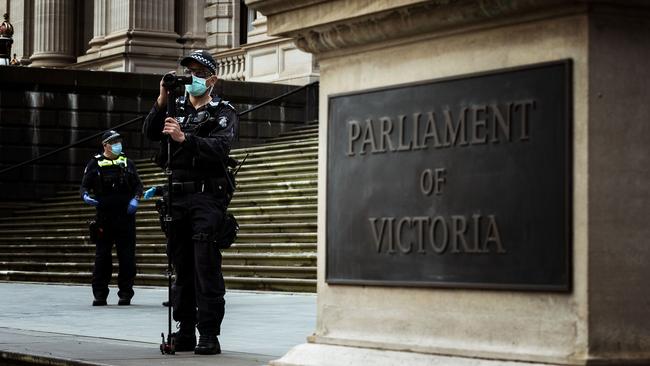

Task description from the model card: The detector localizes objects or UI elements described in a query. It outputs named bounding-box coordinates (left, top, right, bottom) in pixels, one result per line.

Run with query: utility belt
left=170, top=180, right=208, bottom=194
left=167, top=177, right=228, bottom=196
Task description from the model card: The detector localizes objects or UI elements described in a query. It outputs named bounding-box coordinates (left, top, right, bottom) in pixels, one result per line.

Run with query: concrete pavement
left=0, top=282, right=316, bottom=365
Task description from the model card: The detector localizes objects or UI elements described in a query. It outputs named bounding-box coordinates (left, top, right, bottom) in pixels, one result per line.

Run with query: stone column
left=77, top=0, right=181, bottom=73
left=86, top=0, right=107, bottom=54
left=177, top=0, right=207, bottom=51
left=30, top=0, right=75, bottom=67
left=206, top=0, right=234, bottom=52
left=131, top=0, right=174, bottom=33
left=8, top=0, right=32, bottom=65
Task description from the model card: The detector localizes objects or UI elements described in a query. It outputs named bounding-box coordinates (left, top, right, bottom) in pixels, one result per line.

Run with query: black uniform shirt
left=80, top=153, right=143, bottom=211
left=142, top=95, right=238, bottom=182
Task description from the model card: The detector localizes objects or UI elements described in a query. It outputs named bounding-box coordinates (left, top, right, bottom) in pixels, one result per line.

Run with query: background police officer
left=142, top=50, right=238, bottom=355
left=80, top=130, right=143, bottom=306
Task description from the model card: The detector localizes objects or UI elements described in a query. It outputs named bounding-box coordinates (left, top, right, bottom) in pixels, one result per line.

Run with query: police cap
left=180, top=50, right=217, bottom=75
left=101, top=130, right=121, bottom=144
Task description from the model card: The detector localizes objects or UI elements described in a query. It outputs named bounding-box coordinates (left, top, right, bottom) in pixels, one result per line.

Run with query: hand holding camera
left=156, top=71, right=193, bottom=109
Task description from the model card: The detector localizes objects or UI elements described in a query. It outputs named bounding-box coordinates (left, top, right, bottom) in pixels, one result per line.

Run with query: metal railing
left=0, top=81, right=319, bottom=176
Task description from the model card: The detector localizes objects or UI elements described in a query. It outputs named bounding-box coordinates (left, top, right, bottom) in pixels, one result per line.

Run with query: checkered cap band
left=182, top=50, right=217, bottom=74
left=102, top=131, right=121, bottom=144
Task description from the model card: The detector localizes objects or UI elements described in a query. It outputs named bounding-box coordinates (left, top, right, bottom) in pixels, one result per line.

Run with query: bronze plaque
left=326, top=61, right=572, bottom=291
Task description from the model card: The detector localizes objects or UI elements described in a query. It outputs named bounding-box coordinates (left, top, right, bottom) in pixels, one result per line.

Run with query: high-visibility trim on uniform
left=97, top=155, right=128, bottom=167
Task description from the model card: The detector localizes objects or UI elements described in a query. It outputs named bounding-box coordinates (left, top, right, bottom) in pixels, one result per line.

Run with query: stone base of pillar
left=29, top=53, right=75, bottom=67
left=271, top=342, right=648, bottom=366
left=76, top=30, right=183, bottom=73
left=270, top=343, right=564, bottom=366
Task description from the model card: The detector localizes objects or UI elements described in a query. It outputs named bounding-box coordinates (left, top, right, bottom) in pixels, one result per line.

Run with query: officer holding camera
left=142, top=50, right=238, bottom=355
left=80, top=130, right=143, bottom=306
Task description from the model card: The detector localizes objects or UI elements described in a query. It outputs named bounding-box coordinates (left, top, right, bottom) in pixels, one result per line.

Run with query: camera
left=162, top=72, right=192, bottom=89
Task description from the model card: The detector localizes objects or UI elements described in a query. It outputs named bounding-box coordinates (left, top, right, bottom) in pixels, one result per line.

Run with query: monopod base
left=160, top=332, right=176, bottom=355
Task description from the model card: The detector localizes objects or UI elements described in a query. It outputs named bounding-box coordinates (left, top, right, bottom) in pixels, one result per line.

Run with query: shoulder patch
left=218, top=116, right=228, bottom=128
left=94, top=154, right=102, bottom=159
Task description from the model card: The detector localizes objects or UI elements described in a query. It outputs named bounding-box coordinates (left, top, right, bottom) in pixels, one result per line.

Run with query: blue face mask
left=110, top=142, right=122, bottom=156
left=185, top=75, right=209, bottom=96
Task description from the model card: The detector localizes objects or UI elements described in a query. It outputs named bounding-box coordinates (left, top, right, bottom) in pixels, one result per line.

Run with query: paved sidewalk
left=0, top=282, right=316, bottom=365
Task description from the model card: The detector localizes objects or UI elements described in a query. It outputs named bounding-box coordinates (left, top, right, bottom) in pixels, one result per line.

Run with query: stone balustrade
left=215, top=48, right=246, bottom=81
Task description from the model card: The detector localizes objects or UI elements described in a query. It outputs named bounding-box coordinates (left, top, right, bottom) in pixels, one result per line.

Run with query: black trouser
left=92, top=211, right=136, bottom=300
left=167, top=191, right=226, bottom=336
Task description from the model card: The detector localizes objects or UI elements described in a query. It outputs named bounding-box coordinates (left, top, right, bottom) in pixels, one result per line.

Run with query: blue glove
left=143, top=187, right=157, bottom=200
left=127, top=198, right=139, bottom=214
left=82, top=192, right=99, bottom=207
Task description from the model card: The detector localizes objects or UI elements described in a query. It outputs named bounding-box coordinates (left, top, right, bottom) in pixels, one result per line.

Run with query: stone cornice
left=290, top=0, right=578, bottom=54
left=246, top=0, right=331, bottom=17
left=249, top=0, right=650, bottom=55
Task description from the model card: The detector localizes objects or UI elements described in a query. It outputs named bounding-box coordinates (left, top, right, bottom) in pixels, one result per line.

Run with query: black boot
left=172, top=324, right=196, bottom=352
left=92, top=298, right=107, bottom=306
left=194, top=334, right=220, bottom=355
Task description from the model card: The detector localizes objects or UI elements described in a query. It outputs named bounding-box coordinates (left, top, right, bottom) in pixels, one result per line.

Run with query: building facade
left=0, top=0, right=318, bottom=84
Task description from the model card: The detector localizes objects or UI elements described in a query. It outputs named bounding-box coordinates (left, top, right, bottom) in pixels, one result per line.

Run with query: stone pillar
left=86, top=0, right=107, bottom=54
left=206, top=0, right=234, bottom=52
left=30, top=0, right=75, bottom=67
left=8, top=0, right=33, bottom=65
left=76, top=0, right=181, bottom=73
left=131, top=0, right=174, bottom=33
left=177, top=0, right=207, bottom=51
left=249, top=0, right=650, bottom=365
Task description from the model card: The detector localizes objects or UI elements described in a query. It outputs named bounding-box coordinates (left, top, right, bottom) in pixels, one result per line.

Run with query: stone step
left=231, top=145, right=318, bottom=161
left=0, top=243, right=317, bottom=253
left=0, top=252, right=317, bottom=266
left=0, top=204, right=317, bottom=222
left=12, top=195, right=317, bottom=215
left=266, top=132, right=319, bottom=144
left=0, top=213, right=316, bottom=227
left=0, top=231, right=317, bottom=245
left=0, top=271, right=316, bottom=292
left=0, top=261, right=316, bottom=279
left=138, top=154, right=317, bottom=178
left=44, top=179, right=318, bottom=203
left=0, top=222, right=317, bottom=237
left=276, top=126, right=319, bottom=137
left=232, top=138, right=317, bottom=155
left=33, top=187, right=318, bottom=209
left=133, top=143, right=318, bottom=163
left=139, top=164, right=318, bottom=183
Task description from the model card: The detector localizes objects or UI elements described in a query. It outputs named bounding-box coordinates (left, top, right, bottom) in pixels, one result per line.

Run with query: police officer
left=142, top=50, right=238, bottom=355
left=80, top=130, right=143, bottom=306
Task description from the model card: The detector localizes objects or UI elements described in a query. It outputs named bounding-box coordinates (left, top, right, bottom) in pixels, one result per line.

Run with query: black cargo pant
left=167, top=190, right=226, bottom=336
left=92, top=211, right=136, bottom=301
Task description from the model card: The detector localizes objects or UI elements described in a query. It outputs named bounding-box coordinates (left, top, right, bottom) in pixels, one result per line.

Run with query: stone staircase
left=0, top=123, right=318, bottom=292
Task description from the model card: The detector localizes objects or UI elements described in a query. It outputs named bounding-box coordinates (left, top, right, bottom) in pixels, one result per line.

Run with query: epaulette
left=206, top=96, right=222, bottom=114
left=94, top=154, right=102, bottom=159
left=221, top=99, right=236, bottom=112
left=208, top=95, right=222, bottom=107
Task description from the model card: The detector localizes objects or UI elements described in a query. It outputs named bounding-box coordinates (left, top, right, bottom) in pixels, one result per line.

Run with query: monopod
left=159, top=72, right=192, bottom=355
